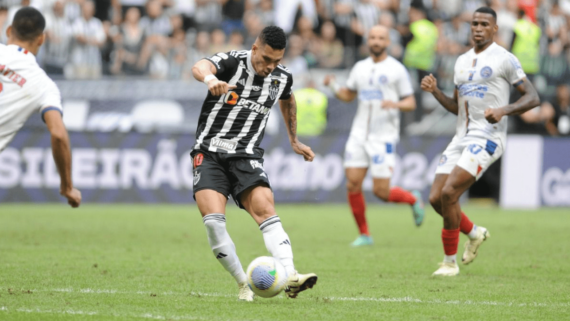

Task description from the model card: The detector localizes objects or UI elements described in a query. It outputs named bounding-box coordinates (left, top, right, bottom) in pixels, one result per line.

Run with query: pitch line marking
left=5, top=287, right=568, bottom=308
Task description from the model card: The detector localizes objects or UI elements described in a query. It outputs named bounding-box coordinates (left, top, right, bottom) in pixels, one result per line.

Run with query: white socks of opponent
left=203, top=214, right=296, bottom=285
left=203, top=214, right=248, bottom=284
left=259, top=216, right=296, bottom=276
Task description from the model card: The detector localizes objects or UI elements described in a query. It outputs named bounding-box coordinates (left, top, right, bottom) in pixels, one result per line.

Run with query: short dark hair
left=258, top=26, right=287, bottom=50
left=474, top=7, right=497, bottom=21
left=12, top=7, right=45, bottom=41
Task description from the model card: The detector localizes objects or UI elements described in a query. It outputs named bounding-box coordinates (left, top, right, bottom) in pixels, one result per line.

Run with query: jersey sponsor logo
left=237, top=97, right=270, bottom=114
left=224, top=92, right=240, bottom=105
left=209, top=56, right=222, bottom=68
left=269, top=79, right=280, bottom=100
left=457, top=84, right=488, bottom=99
left=480, top=66, right=493, bottom=78
left=359, top=89, right=384, bottom=101
left=250, top=160, right=264, bottom=170
left=211, top=137, right=237, bottom=151
left=193, top=153, right=204, bottom=168
left=252, top=85, right=262, bottom=91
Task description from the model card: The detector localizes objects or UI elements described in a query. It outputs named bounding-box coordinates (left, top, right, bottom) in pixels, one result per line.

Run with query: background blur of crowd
left=0, top=0, right=569, bottom=136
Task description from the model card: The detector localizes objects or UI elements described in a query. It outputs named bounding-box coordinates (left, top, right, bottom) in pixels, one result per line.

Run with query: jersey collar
left=7, top=44, right=34, bottom=57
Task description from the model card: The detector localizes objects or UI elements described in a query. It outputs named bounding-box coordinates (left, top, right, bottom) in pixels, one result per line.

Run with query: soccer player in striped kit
left=191, top=26, right=317, bottom=301
left=421, top=7, right=540, bottom=276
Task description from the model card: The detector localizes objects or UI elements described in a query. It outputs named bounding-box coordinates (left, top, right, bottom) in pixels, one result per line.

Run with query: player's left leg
left=231, top=158, right=317, bottom=298
left=240, top=185, right=317, bottom=298
left=369, top=144, right=425, bottom=226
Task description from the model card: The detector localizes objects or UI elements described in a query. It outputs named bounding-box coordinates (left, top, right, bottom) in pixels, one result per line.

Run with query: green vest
left=294, top=88, right=328, bottom=136
left=403, top=19, right=438, bottom=71
left=512, top=19, right=541, bottom=74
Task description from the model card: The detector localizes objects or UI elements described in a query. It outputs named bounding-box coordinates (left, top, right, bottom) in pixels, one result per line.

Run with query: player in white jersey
left=0, top=7, right=81, bottom=208
left=421, top=7, right=539, bottom=276
left=324, top=26, right=425, bottom=247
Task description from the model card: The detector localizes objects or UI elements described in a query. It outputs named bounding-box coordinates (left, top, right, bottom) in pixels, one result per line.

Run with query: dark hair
left=475, top=7, right=497, bottom=21
left=258, top=26, right=286, bottom=50
left=12, top=7, right=45, bottom=42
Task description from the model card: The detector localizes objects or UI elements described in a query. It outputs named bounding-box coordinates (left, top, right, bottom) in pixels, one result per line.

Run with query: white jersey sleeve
left=39, top=79, right=63, bottom=121
left=501, top=52, right=526, bottom=85
left=345, top=63, right=360, bottom=91
left=396, top=67, right=414, bottom=98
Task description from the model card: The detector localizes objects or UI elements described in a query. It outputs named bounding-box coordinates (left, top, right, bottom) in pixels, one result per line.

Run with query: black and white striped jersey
left=193, top=50, right=293, bottom=158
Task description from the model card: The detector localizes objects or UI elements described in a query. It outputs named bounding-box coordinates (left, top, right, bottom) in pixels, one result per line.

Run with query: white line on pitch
left=5, top=287, right=570, bottom=308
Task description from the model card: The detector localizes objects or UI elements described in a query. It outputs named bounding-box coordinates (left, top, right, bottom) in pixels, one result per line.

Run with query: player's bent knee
left=440, top=185, right=459, bottom=204
left=346, top=179, right=363, bottom=193
left=373, top=187, right=389, bottom=202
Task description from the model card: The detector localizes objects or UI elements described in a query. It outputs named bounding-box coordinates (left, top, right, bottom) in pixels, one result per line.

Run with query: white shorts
left=344, top=138, right=396, bottom=178
left=435, top=136, right=503, bottom=180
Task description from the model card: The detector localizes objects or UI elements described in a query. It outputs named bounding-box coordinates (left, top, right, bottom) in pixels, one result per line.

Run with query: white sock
left=203, top=214, right=247, bottom=284
left=444, top=254, right=457, bottom=264
left=259, top=216, right=295, bottom=275
left=467, top=225, right=478, bottom=239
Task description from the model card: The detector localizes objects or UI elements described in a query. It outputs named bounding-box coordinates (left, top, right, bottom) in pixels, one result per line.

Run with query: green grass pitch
left=0, top=204, right=568, bottom=320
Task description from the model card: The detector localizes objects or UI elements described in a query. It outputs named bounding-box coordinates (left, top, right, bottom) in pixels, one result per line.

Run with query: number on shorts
left=468, top=144, right=483, bottom=155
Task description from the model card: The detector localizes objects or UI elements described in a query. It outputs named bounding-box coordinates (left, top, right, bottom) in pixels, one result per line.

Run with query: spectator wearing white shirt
left=69, top=0, right=106, bottom=79
left=44, top=0, right=72, bottom=74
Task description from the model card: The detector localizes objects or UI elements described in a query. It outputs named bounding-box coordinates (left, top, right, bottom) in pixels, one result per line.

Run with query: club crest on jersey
left=269, top=79, right=280, bottom=100
left=480, top=66, right=493, bottom=79
left=379, top=75, right=388, bottom=84
left=224, top=92, right=239, bottom=105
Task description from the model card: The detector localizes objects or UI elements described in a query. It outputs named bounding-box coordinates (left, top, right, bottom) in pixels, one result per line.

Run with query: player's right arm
left=192, top=53, right=237, bottom=96
left=420, top=73, right=459, bottom=115
left=323, top=75, right=357, bottom=102
left=44, top=110, right=81, bottom=208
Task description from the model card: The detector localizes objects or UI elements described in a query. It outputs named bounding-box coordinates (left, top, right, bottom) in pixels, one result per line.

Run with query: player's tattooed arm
left=279, top=94, right=315, bottom=162
left=484, top=78, right=541, bottom=124
left=420, top=74, right=459, bottom=115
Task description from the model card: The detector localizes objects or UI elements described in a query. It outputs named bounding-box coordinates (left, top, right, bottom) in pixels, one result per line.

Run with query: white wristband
left=328, top=80, right=341, bottom=94
left=203, top=74, right=217, bottom=84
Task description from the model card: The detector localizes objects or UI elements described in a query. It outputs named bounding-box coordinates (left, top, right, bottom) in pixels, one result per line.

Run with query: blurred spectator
left=44, top=0, right=72, bottom=75
left=545, top=1, right=568, bottom=45
left=294, top=16, right=317, bottom=66
left=173, top=0, right=196, bottom=30
left=209, top=28, right=231, bottom=55
left=442, top=14, right=471, bottom=52
left=511, top=9, right=541, bottom=78
left=194, top=0, right=222, bottom=31
left=140, top=0, right=172, bottom=37
left=537, top=41, right=570, bottom=101
left=221, top=0, right=245, bottom=35
left=318, top=0, right=354, bottom=47
left=553, top=85, right=570, bottom=136
left=243, top=10, right=263, bottom=48
left=167, top=28, right=187, bottom=79
left=403, top=2, right=439, bottom=75
left=514, top=101, right=557, bottom=135
left=70, top=0, right=106, bottom=79
left=314, top=21, right=344, bottom=69
left=65, top=0, right=83, bottom=22
left=228, top=29, right=245, bottom=50
left=351, top=0, right=380, bottom=43
left=274, top=0, right=317, bottom=34
left=252, top=0, right=273, bottom=26
left=117, top=0, right=146, bottom=16
left=490, top=0, right=517, bottom=48
left=378, top=12, right=403, bottom=59
left=294, top=83, right=328, bottom=136
left=187, top=30, right=210, bottom=69
left=110, top=7, right=145, bottom=75
left=282, top=34, right=309, bottom=82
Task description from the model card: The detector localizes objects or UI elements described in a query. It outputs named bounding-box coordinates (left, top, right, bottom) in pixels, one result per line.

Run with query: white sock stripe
left=202, top=214, right=226, bottom=223
left=259, top=216, right=281, bottom=230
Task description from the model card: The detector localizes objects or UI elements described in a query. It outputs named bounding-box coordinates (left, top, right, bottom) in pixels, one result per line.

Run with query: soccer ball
left=246, top=256, right=289, bottom=298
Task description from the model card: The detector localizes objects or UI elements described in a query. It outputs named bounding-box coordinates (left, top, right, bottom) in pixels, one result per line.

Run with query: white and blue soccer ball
left=246, top=256, right=289, bottom=298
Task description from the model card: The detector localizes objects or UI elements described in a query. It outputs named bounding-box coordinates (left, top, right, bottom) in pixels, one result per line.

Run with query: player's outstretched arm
left=382, top=95, right=416, bottom=111
left=323, top=75, right=357, bottom=102
left=191, top=59, right=236, bottom=96
left=420, top=73, right=459, bottom=115
left=484, top=78, right=541, bottom=124
left=44, top=110, right=81, bottom=208
left=279, top=93, right=315, bottom=162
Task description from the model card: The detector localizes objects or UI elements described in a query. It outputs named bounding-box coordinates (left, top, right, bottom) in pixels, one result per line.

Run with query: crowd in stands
left=0, top=0, right=568, bottom=135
